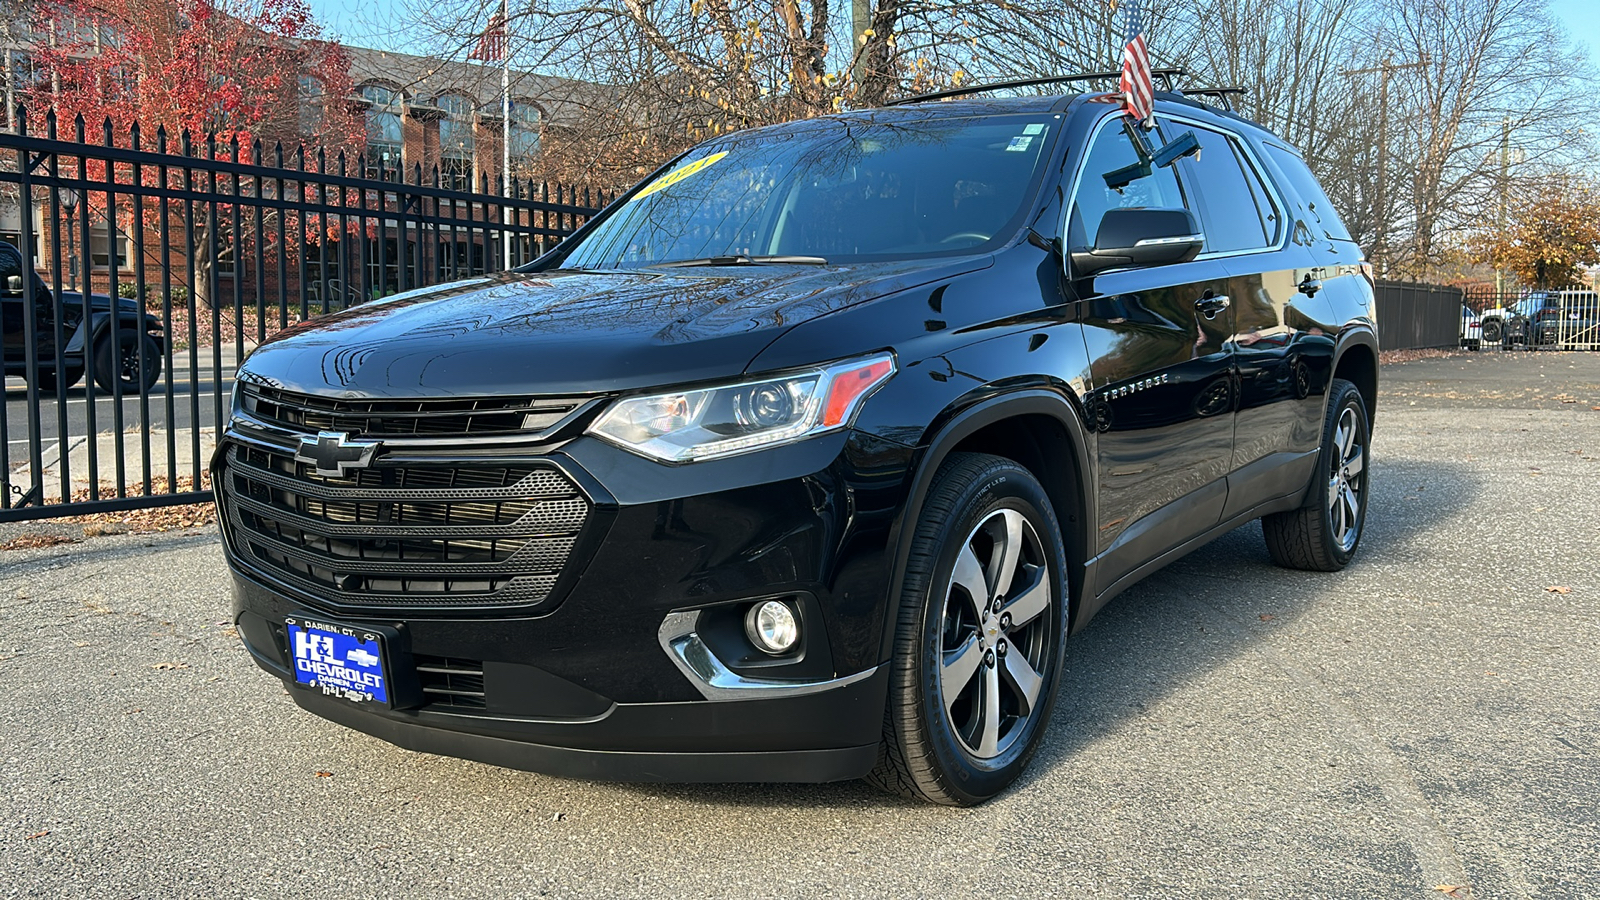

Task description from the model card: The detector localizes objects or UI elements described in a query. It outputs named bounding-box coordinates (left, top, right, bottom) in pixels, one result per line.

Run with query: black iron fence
left=1, top=109, right=606, bottom=521
left=1374, top=280, right=1464, bottom=351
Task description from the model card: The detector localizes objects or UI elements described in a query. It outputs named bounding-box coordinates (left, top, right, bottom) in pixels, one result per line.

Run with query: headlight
left=588, top=352, right=895, bottom=462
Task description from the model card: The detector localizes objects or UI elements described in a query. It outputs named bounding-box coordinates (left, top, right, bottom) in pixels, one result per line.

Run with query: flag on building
left=1119, top=1, right=1153, bottom=126
left=469, top=8, right=508, bottom=62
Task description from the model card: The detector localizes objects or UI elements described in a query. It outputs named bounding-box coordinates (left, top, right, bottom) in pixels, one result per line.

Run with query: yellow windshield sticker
left=631, top=152, right=728, bottom=202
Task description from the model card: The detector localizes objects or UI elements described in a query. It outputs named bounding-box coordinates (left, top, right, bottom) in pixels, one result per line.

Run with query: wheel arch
left=1331, top=327, right=1379, bottom=430
left=877, top=390, right=1095, bottom=663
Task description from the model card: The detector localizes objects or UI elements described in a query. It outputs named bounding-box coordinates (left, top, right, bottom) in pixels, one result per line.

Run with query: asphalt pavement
left=1, top=350, right=1597, bottom=899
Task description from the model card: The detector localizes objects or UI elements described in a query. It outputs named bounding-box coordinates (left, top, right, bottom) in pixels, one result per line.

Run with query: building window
left=509, top=101, right=540, bottom=168
left=298, top=75, right=325, bottom=139
left=437, top=93, right=476, bottom=192
left=361, top=84, right=404, bottom=179
left=4, top=49, right=37, bottom=130
left=89, top=223, right=130, bottom=272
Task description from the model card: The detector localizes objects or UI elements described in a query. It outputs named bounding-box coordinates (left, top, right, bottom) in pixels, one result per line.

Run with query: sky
left=308, top=0, right=1600, bottom=60
left=1551, top=0, right=1600, bottom=55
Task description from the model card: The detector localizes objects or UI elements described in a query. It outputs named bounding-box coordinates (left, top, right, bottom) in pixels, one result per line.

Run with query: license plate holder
left=285, top=615, right=392, bottom=707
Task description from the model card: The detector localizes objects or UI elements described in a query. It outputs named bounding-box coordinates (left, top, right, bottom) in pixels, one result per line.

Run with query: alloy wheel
left=938, top=508, right=1054, bottom=761
left=1327, top=406, right=1365, bottom=553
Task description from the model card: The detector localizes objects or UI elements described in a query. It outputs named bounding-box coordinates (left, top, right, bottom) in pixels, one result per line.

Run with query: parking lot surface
left=2, top=352, right=1598, bottom=899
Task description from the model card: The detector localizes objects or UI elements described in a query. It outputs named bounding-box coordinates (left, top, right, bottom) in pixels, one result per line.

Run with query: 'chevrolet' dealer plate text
left=285, top=616, right=390, bottom=706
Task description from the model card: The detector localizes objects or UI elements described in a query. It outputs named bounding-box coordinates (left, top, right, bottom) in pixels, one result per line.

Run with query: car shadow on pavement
left=1011, top=455, right=1479, bottom=793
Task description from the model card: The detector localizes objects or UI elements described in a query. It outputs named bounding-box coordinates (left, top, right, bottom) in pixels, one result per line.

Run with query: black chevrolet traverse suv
left=217, top=86, right=1377, bottom=805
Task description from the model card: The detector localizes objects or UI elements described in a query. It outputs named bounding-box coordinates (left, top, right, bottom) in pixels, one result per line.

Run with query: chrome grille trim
left=219, top=439, right=593, bottom=611
left=225, top=446, right=574, bottom=500
left=239, top=383, right=588, bottom=439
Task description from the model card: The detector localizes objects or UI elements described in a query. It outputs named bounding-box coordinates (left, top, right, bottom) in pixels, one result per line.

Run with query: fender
left=1329, top=323, right=1379, bottom=429
left=1257, top=321, right=1376, bottom=520
left=876, top=388, right=1096, bottom=663
left=65, top=310, right=166, bottom=356
left=62, top=314, right=108, bottom=356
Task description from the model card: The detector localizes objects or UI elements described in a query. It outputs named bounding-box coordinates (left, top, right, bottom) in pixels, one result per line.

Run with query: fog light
left=745, top=600, right=799, bottom=655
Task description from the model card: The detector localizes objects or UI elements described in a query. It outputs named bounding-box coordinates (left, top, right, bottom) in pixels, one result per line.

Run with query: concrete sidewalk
left=1, top=352, right=1597, bottom=898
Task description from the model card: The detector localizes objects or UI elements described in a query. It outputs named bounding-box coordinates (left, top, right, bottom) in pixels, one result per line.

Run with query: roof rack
left=884, top=69, right=1187, bottom=107
left=1174, top=85, right=1246, bottom=112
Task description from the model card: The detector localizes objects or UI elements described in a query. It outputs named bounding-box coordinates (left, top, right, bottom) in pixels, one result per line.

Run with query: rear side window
left=1263, top=143, right=1352, bottom=242
left=1174, top=125, right=1276, bottom=253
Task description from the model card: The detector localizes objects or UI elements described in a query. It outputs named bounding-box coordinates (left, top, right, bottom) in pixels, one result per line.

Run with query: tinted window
left=1263, top=143, right=1352, bottom=242
left=1172, top=125, right=1271, bottom=253
left=562, top=115, right=1056, bottom=267
left=1068, top=119, right=1186, bottom=249
left=0, top=245, right=21, bottom=295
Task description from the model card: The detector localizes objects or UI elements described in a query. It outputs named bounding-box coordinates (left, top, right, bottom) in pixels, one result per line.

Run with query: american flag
left=469, top=7, right=508, bottom=62
left=1119, top=1, right=1153, bottom=126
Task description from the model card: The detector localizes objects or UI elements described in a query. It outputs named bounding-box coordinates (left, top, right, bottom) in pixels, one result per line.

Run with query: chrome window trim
left=1063, top=105, right=1291, bottom=265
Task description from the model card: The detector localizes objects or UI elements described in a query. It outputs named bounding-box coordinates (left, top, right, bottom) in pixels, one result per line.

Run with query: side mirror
left=3, top=274, right=21, bottom=294
left=1070, top=207, right=1204, bottom=277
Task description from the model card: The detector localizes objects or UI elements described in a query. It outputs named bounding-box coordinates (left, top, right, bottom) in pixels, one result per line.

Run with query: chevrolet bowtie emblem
left=294, top=431, right=381, bottom=476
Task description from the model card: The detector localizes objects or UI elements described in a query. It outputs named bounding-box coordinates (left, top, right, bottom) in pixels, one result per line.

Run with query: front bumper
left=222, top=429, right=916, bottom=781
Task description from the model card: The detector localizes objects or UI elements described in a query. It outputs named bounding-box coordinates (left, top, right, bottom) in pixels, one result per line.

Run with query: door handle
left=1195, top=294, right=1231, bottom=319
left=1298, top=276, right=1323, bottom=297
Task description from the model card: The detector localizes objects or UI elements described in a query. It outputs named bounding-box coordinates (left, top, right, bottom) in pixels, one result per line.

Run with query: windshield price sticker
left=1022, top=123, right=1045, bottom=135
left=632, top=151, right=729, bottom=202
left=1006, top=136, right=1034, bottom=152
left=285, top=617, right=390, bottom=705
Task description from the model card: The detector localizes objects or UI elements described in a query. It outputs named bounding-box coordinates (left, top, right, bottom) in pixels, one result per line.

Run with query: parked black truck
left=1, top=241, right=166, bottom=393
left=217, top=80, right=1378, bottom=805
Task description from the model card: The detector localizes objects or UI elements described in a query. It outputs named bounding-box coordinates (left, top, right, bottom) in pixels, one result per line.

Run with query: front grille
left=239, top=383, right=585, bottom=438
left=220, top=443, right=590, bottom=610
left=414, top=654, right=486, bottom=709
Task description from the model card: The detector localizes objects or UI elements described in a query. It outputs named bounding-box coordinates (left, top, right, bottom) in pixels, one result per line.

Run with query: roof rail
left=884, top=69, right=1187, bottom=107
left=1173, top=85, right=1246, bottom=112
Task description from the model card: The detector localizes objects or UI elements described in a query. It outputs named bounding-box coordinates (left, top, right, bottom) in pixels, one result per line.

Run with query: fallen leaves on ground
left=1433, top=886, right=1470, bottom=898
left=0, top=533, right=80, bottom=551
left=24, top=830, right=49, bottom=841
left=1378, top=348, right=1468, bottom=364
left=1258, top=614, right=1277, bottom=621
left=149, top=662, right=190, bottom=670
left=315, top=771, right=333, bottom=778
left=0, top=476, right=217, bottom=550
left=1546, top=585, right=1573, bottom=594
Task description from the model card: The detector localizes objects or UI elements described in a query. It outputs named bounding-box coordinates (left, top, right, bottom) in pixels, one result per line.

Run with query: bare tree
left=378, top=0, right=1597, bottom=280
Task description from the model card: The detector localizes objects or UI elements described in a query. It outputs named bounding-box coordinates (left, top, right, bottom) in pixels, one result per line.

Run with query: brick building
left=0, top=6, right=607, bottom=302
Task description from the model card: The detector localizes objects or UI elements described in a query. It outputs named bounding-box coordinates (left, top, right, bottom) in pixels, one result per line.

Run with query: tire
left=1262, top=378, right=1370, bottom=571
left=1480, top=318, right=1502, bottom=344
left=30, top=365, right=84, bottom=393
left=867, top=452, right=1069, bottom=806
left=92, top=329, right=162, bottom=394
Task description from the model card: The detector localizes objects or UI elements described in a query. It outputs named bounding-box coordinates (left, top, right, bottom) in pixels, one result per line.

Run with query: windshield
left=1513, top=294, right=1550, bottom=316
left=559, top=114, right=1057, bottom=268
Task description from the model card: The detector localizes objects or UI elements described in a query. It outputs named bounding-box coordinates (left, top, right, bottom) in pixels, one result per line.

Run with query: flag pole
left=500, top=0, right=512, bottom=269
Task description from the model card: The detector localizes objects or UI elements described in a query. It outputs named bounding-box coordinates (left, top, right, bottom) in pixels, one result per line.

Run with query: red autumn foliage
left=24, top=0, right=365, bottom=155
left=20, top=0, right=372, bottom=306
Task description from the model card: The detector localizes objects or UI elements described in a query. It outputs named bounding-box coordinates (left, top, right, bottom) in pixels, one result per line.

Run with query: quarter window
left=1262, top=143, right=1352, bottom=242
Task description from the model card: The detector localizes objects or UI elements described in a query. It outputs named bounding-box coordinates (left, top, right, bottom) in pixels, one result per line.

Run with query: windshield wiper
left=648, top=254, right=829, bottom=268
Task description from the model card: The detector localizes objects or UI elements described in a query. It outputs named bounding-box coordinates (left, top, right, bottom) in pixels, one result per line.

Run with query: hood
left=56, top=291, right=131, bottom=315
left=240, top=259, right=986, bottom=398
